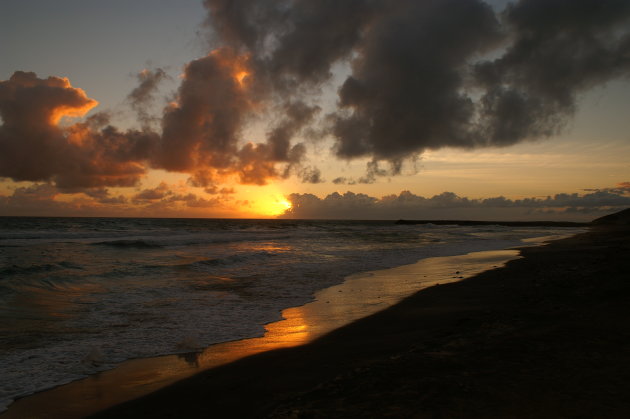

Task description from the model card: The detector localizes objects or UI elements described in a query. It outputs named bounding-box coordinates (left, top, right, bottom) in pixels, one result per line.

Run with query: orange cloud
left=0, top=71, right=154, bottom=189
left=48, top=80, right=98, bottom=124
left=1, top=51, right=319, bottom=195
left=155, top=48, right=256, bottom=172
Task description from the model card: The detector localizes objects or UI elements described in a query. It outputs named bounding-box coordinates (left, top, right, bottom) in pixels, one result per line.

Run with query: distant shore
left=395, top=219, right=589, bottom=227
left=88, top=222, right=630, bottom=418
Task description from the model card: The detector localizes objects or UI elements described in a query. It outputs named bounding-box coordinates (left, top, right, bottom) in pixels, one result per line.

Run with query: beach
left=81, top=223, right=630, bottom=418
left=1, top=218, right=571, bottom=415
left=1, top=226, right=541, bottom=418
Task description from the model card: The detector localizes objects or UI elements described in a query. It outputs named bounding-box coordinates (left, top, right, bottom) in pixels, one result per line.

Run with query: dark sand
left=89, top=224, right=630, bottom=418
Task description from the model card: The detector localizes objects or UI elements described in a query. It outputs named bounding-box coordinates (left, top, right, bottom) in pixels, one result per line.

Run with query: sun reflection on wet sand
left=2, top=249, right=521, bottom=419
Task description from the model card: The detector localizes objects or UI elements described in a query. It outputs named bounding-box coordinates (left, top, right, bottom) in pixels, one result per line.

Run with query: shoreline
left=0, top=234, right=561, bottom=418
left=86, top=225, right=630, bottom=418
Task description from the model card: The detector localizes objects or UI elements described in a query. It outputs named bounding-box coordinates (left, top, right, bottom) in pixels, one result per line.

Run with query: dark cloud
left=196, top=181, right=236, bottom=195
left=299, top=166, right=324, bottom=184
left=203, top=0, right=630, bottom=171
left=170, top=193, right=220, bottom=208
left=127, top=182, right=223, bottom=209
left=0, top=182, right=222, bottom=216
left=0, top=183, right=122, bottom=216
left=285, top=191, right=377, bottom=219
left=81, top=188, right=109, bottom=200
left=583, top=182, right=630, bottom=195
left=0, top=72, right=156, bottom=189
left=129, top=183, right=223, bottom=210
left=234, top=101, right=321, bottom=184
left=128, top=68, right=168, bottom=126
left=155, top=48, right=253, bottom=173
left=0, top=71, right=96, bottom=182
left=474, top=0, right=630, bottom=146
left=615, top=182, right=630, bottom=192
left=81, top=188, right=127, bottom=204
left=332, top=0, right=500, bottom=160
left=282, top=187, right=630, bottom=221
left=132, top=182, right=172, bottom=202
left=0, top=184, right=68, bottom=216
left=357, top=160, right=389, bottom=184
left=204, top=0, right=380, bottom=87
left=266, top=101, right=320, bottom=163
left=97, top=194, right=128, bottom=205
left=235, top=142, right=278, bottom=184
left=153, top=48, right=313, bottom=186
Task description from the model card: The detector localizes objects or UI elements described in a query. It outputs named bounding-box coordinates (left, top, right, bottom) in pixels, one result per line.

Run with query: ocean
left=0, top=217, right=582, bottom=412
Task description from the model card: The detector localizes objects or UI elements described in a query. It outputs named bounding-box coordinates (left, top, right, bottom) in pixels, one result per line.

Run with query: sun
left=237, top=185, right=294, bottom=218
left=255, top=196, right=292, bottom=217
left=268, top=197, right=292, bottom=216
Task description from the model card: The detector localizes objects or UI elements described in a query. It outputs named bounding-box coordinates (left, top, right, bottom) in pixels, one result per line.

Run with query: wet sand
left=1, top=244, right=525, bottom=418
left=86, top=225, right=630, bottom=418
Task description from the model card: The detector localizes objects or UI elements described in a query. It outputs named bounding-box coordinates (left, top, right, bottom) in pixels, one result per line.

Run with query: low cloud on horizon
left=0, top=182, right=237, bottom=218
left=1, top=181, right=628, bottom=221
left=280, top=182, right=630, bottom=221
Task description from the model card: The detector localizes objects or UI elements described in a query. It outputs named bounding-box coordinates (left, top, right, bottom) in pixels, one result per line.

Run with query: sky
left=1, top=0, right=629, bottom=220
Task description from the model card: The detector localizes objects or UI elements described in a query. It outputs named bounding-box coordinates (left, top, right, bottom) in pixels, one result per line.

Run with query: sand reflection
left=2, top=249, right=520, bottom=419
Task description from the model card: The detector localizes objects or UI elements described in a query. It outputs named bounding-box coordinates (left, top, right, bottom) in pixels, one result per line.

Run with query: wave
left=91, top=239, right=163, bottom=249
left=1, top=263, right=59, bottom=276
left=184, top=250, right=278, bottom=270
left=0, top=261, right=84, bottom=277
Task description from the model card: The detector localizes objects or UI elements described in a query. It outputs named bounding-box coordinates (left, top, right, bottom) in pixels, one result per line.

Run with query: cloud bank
left=2, top=0, right=630, bottom=190
left=0, top=181, right=234, bottom=218
left=281, top=183, right=630, bottom=221
left=1, top=181, right=627, bottom=220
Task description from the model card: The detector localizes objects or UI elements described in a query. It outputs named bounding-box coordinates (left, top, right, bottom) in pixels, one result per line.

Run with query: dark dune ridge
left=90, top=209, right=630, bottom=418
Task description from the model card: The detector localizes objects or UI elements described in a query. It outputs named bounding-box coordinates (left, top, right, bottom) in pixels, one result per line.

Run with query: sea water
left=0, top=217, right=582, bottom=411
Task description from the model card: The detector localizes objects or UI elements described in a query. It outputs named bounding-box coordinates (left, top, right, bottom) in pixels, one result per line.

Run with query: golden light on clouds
left=205, top=47, right=252, bottom=89
left=234, top=70, right=249, bottom=88
left=49, top=78, right=98, bottom=124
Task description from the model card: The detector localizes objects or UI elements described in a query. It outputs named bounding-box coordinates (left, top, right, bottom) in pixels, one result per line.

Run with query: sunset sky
left=1, top=0, right=629, bottom=220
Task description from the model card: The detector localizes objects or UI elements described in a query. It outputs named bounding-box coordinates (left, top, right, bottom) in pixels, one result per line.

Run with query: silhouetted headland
left=591, top=207, right=630, bottom=226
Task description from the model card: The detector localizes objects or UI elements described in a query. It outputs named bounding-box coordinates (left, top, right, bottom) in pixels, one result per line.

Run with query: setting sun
left=254, top=196, right=292, bottom=217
